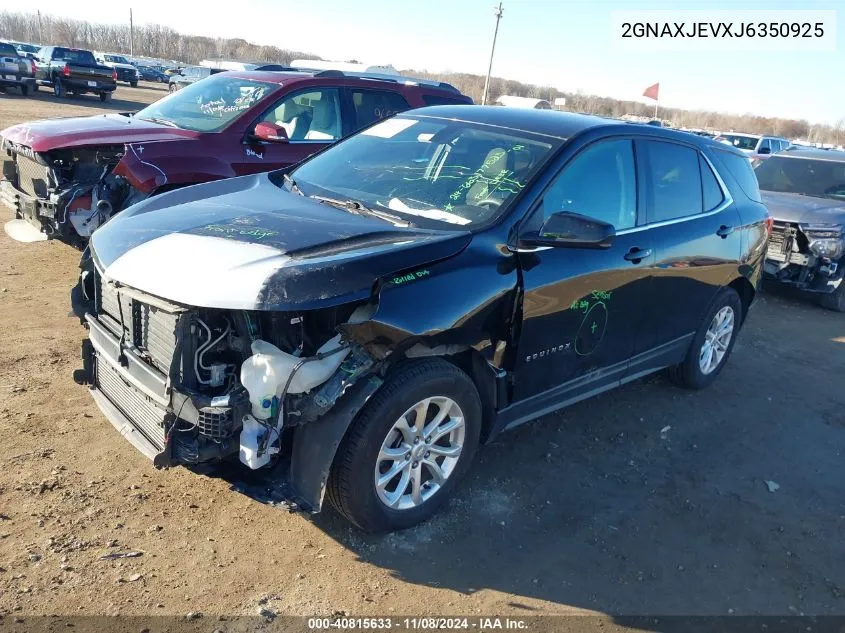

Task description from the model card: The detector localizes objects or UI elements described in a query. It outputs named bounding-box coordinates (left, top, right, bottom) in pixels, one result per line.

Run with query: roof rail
left=289, top=68, right=460, bottom=93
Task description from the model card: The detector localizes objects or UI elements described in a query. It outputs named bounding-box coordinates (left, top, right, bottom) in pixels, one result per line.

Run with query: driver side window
left=538, top=139, right=637, bottom=230
left=260, top=89, right=342, bottom=142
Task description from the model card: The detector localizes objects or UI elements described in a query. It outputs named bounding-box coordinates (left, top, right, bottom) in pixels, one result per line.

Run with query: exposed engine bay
left=764, top=221, right=844, bottom=292
left=1, top=140, right=148, bottom=243
left=73, top=265, right=378, bottom=503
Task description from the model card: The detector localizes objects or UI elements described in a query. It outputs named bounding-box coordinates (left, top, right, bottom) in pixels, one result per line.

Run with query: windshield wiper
left=309, top=195, right=413, bottom=227
left=140, top=116, right=179, bottom=128
left=283, top=173, right=303, bottom=196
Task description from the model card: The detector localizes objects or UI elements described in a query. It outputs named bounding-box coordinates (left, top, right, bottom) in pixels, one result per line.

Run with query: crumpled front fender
left=113, top=142, right=236, bottom=194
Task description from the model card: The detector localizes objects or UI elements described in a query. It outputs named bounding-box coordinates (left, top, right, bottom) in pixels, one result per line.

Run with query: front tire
left=668, top=287, right=742, bottom=390
left=327, top=359, right=481, bottom=532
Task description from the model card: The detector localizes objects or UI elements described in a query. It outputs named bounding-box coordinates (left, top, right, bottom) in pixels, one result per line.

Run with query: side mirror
left=758, top=146, right=771, bottom=155
left=253, top=121, right=289, bottom=143
left=520, top=211, right=615, bottom=249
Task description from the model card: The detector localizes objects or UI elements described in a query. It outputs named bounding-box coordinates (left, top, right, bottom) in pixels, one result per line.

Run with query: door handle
left=624, top=247, right=652, bottom=263
left=716, top=225, right=735, bottom=238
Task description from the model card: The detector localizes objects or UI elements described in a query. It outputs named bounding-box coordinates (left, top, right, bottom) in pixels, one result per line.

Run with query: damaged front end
left=764, top=221, right=845, bottom=294
left=73, top=258, right=381, bottom=511
left=1, top=139, right=148, bottom=244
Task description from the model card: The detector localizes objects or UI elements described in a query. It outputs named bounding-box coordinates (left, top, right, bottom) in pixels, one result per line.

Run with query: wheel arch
left=728, top=275, right=755, bottom=323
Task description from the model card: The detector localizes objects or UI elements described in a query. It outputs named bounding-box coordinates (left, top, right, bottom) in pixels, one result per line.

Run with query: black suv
left=72, top=107, right=768, bottom=532
left=756, top=148, right=845, bottom=311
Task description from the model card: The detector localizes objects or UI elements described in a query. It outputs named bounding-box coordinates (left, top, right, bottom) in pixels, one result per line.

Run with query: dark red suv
left=0, top=69, right=472, bottom=244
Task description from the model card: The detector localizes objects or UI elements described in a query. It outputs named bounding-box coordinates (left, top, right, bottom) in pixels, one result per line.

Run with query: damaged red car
left=0, top=69, right=471, bottom=245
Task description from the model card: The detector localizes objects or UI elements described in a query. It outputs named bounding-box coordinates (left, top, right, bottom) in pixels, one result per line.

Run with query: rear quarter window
left=713, top=148, right=762, bottom=202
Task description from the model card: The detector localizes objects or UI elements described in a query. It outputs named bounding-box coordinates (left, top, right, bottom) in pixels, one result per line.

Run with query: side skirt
left=490, top=334, right=693, bottom=438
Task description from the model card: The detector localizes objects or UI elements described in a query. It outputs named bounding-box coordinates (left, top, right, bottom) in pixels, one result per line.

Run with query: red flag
left=643, top=82, right=659, bottom=101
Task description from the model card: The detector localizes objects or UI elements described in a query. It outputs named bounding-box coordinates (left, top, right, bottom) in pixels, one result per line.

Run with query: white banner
left=611, top=10, right=837, bottom=52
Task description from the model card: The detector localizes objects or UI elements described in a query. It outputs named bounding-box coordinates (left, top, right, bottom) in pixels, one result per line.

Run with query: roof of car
left=399, top=106, right=746, bottom=153
left=397, top=105, right=614, bottom=139
left=218, top=69, right=462, bottom=94
left=778, top=147, right=845, bottom=162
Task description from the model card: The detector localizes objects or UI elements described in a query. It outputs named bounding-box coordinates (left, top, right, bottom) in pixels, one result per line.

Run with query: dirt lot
left=0, top=83, right=843, bottom=624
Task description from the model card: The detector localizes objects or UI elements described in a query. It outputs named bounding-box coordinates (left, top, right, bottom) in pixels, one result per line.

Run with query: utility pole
left=37, top=10, right=43, bottom=44
left=129, top=8, right=134, bottom=56
left=481, top=2, right=504, bottom=106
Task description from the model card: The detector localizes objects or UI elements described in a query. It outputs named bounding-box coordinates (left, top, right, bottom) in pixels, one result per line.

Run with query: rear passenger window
left=644, top=141, right=703, bottom=222
left=700, top=156, right=724, bottom=211
left=350, top=89, right=411, bottom=132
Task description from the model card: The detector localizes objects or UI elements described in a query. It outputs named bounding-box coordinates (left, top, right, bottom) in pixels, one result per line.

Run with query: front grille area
left=95, top=358, right=167, bottom=450
left=116, top=68, right=134, bottom=82
left=15, top=155, right=48, bottom=198
left=768, top=222, right=805, bottom=263
left=96, top=274, right=180, bottom=373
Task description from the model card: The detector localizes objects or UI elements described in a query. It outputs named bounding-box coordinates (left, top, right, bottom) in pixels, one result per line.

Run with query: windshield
left=755, top=156, right=845, bottom=200
left=53, top=48, right=96, bottom=64
left=289, top=116, right=558, bottom=228
left=15, top=43, right=39, bottom=53
left=716, top=134, right=760, bottom=151
left=105, top=55, right=129, bottom=64
left=135, top=74, right=277, bottom=132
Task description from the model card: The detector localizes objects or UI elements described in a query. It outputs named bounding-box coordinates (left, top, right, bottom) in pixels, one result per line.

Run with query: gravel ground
left=0, top=84, right=843, bottom=626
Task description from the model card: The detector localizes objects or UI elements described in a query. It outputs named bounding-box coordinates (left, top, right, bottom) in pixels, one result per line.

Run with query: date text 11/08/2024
left=306, top=617, right=529, bottom=630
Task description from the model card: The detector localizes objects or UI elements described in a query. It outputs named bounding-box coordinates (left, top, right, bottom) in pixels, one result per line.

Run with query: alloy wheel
left=699, top=306, right=735, bottom=375
left=374, top=396, right=465, bottom=510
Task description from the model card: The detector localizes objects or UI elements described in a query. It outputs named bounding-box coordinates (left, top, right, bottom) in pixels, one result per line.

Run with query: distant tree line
left=2, top=10, right=843, bottom=144
left=0, top=10, right=318, bottom=67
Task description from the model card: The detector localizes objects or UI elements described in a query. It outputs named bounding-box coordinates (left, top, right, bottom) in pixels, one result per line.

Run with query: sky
left=22, top=0, right=845, bottom=124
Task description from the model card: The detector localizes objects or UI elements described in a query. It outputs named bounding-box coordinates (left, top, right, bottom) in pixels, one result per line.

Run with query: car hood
left=762, top=191, right=845, bottom=225
left=90, top=172, right=472, bottom=311
left=1, top=114, right=198, bottom=152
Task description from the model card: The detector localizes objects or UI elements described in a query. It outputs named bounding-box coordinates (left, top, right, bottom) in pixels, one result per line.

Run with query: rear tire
left=100, top=91, right=112, bottom=102
left=53, top=79, right=65, bottom=98
left=819, top=282, right=845, bottom=312
left=130, top=81, right=138, bottom=88
left=20, top=85, right=29, bottom=97
left=668, top=287, right=742, bottom=390
left=327, top=359, right=481, bottom=532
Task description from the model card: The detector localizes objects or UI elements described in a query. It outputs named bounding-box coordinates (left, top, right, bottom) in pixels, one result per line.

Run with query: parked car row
left=0, top=39, right=185, bottom=97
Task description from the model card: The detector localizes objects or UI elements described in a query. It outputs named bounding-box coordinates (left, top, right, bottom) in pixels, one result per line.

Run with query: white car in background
left=94, top=52, right=140, bottom=87
left=715, top=132, right=790, bottom=160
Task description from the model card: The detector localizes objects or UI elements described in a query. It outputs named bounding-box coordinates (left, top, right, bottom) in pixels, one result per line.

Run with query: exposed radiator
left=94, top=358, right=167, bottom=450
left=96, top=274, right=181, bottom=374
left=15, top=154, right=49, bottom=198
